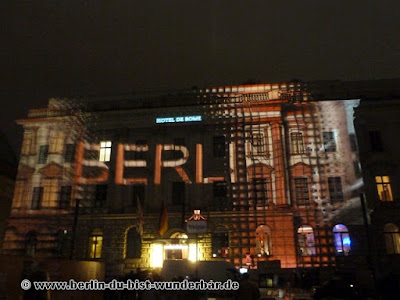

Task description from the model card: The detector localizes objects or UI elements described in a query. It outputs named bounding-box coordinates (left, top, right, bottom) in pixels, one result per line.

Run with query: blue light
left=343, top=237, right=351, bottom=246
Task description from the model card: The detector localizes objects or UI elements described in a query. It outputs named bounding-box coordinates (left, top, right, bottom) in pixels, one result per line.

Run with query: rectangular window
left=172, top=182, right=185, bottom=205
left=213, top=136, right=226, bottom=157
left=95, top=185, right=108, bottom=207
left=291, top=132, right=304, bottom=154
left=375, top=176, right=393, bottom=201
left=42, top=178, right=59, bottom=208
left=49, top=131, right=65, bottom=153
left=213, top=181, right=227, bottom=210
left=369, top=131, right=383, bottom=152
left=59, top=186, right=72, bottom=209
left=250, top=132, right=265, bottom=155
left=252, top=178, right=268, bottom=202
left=89, top=235, right=103, bottom=259
left=13, top=180, right=26, bottom=208
left=328, top=177, right=344, bottom=203
left=294, top=177, right=310, bottom=205
left=31, top=187, right=43, bottom=209
left=21, top=131, right=34, bottom=155
left=99, top=141, right=112, bottom=162
left=64, top=144, right=76, bottom=163
left=38, top=145, right=49, bottom=164
left=323, top=131, right=336, bottom=152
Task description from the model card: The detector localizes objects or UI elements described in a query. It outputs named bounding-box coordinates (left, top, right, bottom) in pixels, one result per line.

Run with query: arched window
left=384, top=223, right=400, bottom=254
left=126, top=227, right=142, bottom=258
left=256, top=225, right=271, bottom=256
left=25, top=231, right=37, bottom=257
left=333, top=224, right=351, bottom=255
left=89, top=229, right=103, bottom=259
left=297, top=225, right=316, bottom=256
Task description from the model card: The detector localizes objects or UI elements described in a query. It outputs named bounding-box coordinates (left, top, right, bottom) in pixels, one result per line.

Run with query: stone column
left=271, top=122, right=287, bottom=206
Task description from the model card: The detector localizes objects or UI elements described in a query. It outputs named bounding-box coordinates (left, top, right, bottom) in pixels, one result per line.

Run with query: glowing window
left=375, top=176, right=393, bottom=201
left=384, top=223, right=400, bottom=254
left=13, top=180, right=26, bottom=208
left=42, top=178, right=59, bottom=208
left=256, top=225, right=271, bottom=256
left=89, top=230, right=103, bottom=259
left=333, top=224, right=351, bottom=255
left=49, top=131, right=65, bottom=153
left=99, top=141, right=112, bottom=162
left=21, top=131, right=34, bottom=155
left=297, top=225, right=316, bottom=256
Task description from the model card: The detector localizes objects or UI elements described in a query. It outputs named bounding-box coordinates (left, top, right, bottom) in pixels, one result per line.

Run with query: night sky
left=1, top=0, right=399, bottom=153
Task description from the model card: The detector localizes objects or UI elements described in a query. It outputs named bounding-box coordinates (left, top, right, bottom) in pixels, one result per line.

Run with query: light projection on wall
left=74, top=141, right=223, bottom=185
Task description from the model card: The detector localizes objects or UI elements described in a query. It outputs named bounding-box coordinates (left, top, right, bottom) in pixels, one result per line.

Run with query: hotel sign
left=155, top=115, right=202, bottom=124
left=186, top=220, right=207, bottom=233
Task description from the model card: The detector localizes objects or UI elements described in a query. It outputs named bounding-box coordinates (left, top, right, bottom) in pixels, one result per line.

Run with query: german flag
left=158, top=201, right=168, bottom=236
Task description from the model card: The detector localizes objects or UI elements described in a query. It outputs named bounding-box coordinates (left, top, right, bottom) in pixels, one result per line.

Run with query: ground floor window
left=89, top=229, right=103, bottom=259
left=333, top=224, right=351, bottom=255
left=297, top=225, right=316, bottom=256
left=384, top=223, right=400, bottom=254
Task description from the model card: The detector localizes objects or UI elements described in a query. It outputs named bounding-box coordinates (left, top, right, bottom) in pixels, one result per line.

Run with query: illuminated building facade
left=2, top=83, right=366, bottom=278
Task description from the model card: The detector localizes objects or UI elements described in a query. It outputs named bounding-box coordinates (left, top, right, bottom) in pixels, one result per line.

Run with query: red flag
left=158, top=201, right=168, bottom=236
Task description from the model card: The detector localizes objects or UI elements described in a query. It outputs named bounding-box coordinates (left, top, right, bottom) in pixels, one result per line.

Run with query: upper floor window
left=333, top=224, right=351, bottom=255
left=59, top=186, right=72, bottom=209
left=42, top=178, right=59, bottom=208
left=384, top=223, right=400, bottom=254
left=89, top=229, right=103, bottom=259
left=13, top=180, right=26, bottom=208
left=21, top=131, right=35, bottom=155
left=297, top=225, right=316, bottom=256
left=291, top=132, right=304, bottom=154
left=129, top=184, right=145, bottom=208
left=328, top=177, right=344, bottom=203
left=213, top=136, right=226, bottom=157
left=64, top=144, right=76, bottom=163
left=369, top=130, right=383, bottom=152
left=31, top=187, right=43, bottom=209
left=249, top=132, right=265, bottom=155
left=294, top=177, right=310, bottom=205
left=213, top=181, right=228, bottom=210
left=95, top=184, right=108, bottom=207
left=49, top=131, right=65, bottom=153
left=99, top=141, right=112, bottom=162
left=375, top=176, right=393, bottom=201
left=323, top=131, right=336, bottom=152
left=38, top=145, right=49, bottom=164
